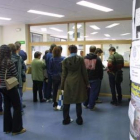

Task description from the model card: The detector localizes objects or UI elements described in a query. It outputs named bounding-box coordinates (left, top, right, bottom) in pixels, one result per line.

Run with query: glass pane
left=103, top=44, right=131, bottom=67
left=68, top=23, right=75, bottom=41
left=32, top=45, right=68, bottom=60
left=30, top=24, right=67, bottom=42
left=77, top=23, right=84, bottom=41
left=86, top=20, right=132, bottom=40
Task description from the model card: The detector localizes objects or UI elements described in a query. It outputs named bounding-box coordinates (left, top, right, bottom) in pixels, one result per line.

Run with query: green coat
left=31, top=59, right=46, bottom=81
left=61, top=55, right=89, bottom=104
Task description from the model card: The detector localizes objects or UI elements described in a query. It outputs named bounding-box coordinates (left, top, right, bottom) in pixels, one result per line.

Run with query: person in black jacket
left=84, top=46, right=103, bottom=110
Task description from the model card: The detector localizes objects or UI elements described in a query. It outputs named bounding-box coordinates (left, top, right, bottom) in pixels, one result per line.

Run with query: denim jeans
left=43, top=80, right=48, bottom=99
left=84, top=79, right=101, bottom=109
left=18, top=87, right=23, bottom=112
left=0, top=92, right=3, bottom=112
left=108, top=73, right=122, bottom=102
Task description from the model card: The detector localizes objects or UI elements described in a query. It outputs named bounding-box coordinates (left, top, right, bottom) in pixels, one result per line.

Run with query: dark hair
left=34, top=51, right=42, bottom=58
left=69, top=45, right=77, bottom=53
left=8, top=44, right=16, bottom=53
left=90, top=46, right=96, bottom=53
left=50, top=44, right=56, bottom=53
left=0, top=45, right=11, bottom=69
left=58, top=46, right=62, bottom=52
left=95, top=48, right=103, bottom=54
left=15, top=41, right=21, bottom=50
left=53, top=47, right=61, bottom=57
left=109, top=47, right=116, bottom=52
left=43, top=50, right=49, bottom=60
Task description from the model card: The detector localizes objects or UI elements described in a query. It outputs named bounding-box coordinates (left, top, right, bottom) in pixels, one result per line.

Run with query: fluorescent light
left=77, top=1, right=113, bottom=12
left=112, top=39, right=116, bottom=40
left=84, top=36, right=89, bottom=38
left=73, top=24, right=82, bottom=29
left=104, top=38, right=110, bottom=40
left=106, top=23, right=120, bottom=28
left=41, top=28, right=47, bottom=32
left=121, top=33, right=131, bottom=36
left=90, top=25, right=100, bottom=30
left=0, top=17, right=11, bottom=20
left=91, top=32, right=98, bottom=35
left=104, top=34, right=110, bottom=37
left=50, top=28, right=63, bottom=32
left=68, top=31, right=74, bottom=35
left=28, top=10, right=64, bottom=18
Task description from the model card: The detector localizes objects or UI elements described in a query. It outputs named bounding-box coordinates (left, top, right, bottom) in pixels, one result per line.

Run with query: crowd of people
left=0, top=43, right=124, bottom=135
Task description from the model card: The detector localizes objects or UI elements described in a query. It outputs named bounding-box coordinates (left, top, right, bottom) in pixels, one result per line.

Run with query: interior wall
left=2, top=24, right=27, bottom=52
left=0, top=26, right=3, bottom=46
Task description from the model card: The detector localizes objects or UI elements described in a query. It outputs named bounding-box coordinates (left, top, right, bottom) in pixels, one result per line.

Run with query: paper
left=130, top=40, right=140, bottom=84
left=128, top=101, right=136, bottom=126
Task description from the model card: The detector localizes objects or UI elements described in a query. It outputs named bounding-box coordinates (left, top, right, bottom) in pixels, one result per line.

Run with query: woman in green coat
left=61, top=45, right=89, bottom=125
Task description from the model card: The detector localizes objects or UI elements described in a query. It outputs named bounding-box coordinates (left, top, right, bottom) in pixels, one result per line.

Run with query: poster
left=130, top=40, right=140, bottom=84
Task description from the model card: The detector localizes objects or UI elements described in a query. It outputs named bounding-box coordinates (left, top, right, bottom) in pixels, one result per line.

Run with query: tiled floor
left=0, top=91, right=130, bottom=140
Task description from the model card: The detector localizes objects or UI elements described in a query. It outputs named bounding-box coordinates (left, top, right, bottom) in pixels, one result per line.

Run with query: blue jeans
left=18, top=87, right=23, bottom=112
left=108, top=73, right=122, bottom=102
left=0, top=92, right=3, bottom=111
left=84, top=79, right=101, bottom=109
left=46, top=74, right=52, bottom=100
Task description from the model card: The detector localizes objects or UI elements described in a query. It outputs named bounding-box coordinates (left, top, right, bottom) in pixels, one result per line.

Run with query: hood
left=11, top=54, right=20, bottom=63
left=85, top=53, right=97, bottom=60
left=65, top=56, right=81, bottom=71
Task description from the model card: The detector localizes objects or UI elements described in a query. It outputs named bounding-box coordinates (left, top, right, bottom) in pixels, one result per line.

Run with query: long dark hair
left=0, top=45, right=11, bottom=69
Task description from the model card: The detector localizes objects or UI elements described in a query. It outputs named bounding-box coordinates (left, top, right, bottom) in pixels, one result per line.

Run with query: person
left=9, top=44, right=26, bottom=113
left=31, top=51, right=46, bottom=103
left=84, top=46, right=103, bottom=110
left=80, top=51, right=84, bottom=57
left=15, top=41, right=27, bottom=108
left=58, top=46, right=65, bottom=59
left=0, top=92, right=3, bottom=115
left=0, top=45, right=26, bottom=135
left=107, top=47, right=124, bottom=106
left=50, top=47, right=65, bottom=110
left=43, top=50, right=49, bottom=99
left=61, top=45, right=89, bottom=125
left=95, top=48, right=104, bottom=103
left=45, top=44, right=56, bottom=102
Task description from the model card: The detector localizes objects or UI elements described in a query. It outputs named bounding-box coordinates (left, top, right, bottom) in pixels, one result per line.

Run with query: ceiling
left=30, top=20, right=132, bottom=40
left=0, top=0, right=132, bottom=25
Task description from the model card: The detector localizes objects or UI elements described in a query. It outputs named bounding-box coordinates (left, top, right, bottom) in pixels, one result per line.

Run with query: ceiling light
left=104, top=34, right=110, bottom=37
left=50, top=28, right=63, bottom=32
left=90, top=25, right=100, bottom=30
left=104, top=38, right=110, bottom=40
left=84, top=36, right=89, bottom=38
left=41, top=28, right=47, bottom=32
left=121, top=33, right=131, bottom=36
left=68, top=31, right=74, bottom=35
left=0, top=17, right=11, bottom=20
left=91, top=32, right=98, bottom=35
left=77, top=1, right=113, bottom=12
left=28, top=10, right=64, bottom=18
left=73, top=24, right=82, bottom=29
left=112, top=39, right=116, bottom=40
left=106, top=23, right=120, bottom=28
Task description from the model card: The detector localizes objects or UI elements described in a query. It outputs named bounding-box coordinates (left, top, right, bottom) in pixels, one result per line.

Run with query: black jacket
left=84, top=53, right=103, bottom=81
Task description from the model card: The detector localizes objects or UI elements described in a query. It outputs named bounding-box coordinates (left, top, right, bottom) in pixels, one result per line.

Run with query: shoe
left=63, top=119, right=73, bottom=125
left=90, top=107, right=96, bottom=111
left=22, top=104, right=26, bottom=108
left=40, top=99, right=46, bottom=103
left=33, top=100, right=38, bottom=103
left=12, top=128, right=26, bottom=136
left=5, top=131, right=11, bottom=134
left=83, top=105, right=88, bottom=109
left=0, top=111, right=3, bottom=115
left=96, top=99, right=102, bottom=103
left=110, top=101, right=118, bottom=106
left=46, top=99, right=51, bottom=103
left=118, top=100, right=122, bottom=104
left=53, top=107, right=58, bottom=111
left=76, top=118, right=83, bottom=125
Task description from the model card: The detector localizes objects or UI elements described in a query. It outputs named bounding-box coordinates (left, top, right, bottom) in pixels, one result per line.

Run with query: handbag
left=5, top=69, right=19, bottom=90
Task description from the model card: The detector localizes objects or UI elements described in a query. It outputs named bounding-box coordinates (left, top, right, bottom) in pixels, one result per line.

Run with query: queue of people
left=0, top=43, right=124, bottom=135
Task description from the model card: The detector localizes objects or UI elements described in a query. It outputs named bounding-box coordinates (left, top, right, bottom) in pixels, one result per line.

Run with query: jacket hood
left=85, top=53, right=97, bottom=60
left=65, top=56, right=82, bottom=71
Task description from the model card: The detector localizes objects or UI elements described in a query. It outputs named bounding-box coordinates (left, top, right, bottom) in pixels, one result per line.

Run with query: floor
left=0, top=91, right=130, bottom=140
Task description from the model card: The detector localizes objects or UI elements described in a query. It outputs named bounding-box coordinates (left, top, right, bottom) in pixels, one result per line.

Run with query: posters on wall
left=129, top=0, right=140, bottom=139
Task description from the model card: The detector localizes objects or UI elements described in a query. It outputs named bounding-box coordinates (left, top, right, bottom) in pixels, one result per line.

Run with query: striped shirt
left=0, top=60, right=17, bottom=88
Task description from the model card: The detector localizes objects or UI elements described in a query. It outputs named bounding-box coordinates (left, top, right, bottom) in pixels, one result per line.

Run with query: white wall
left=2, top=24, right=27, bottom=52
left=0, top=26, right=3, bottom=46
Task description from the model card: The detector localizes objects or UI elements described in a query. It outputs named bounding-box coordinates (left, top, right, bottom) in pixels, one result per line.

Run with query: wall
left=2, top=24, right=27, bottom=52
left=0, top=26, right=2, bottom=46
